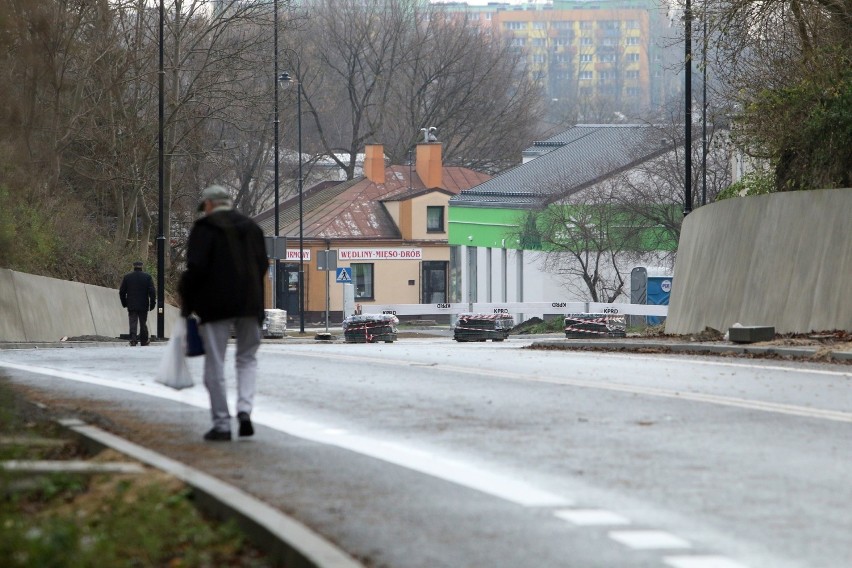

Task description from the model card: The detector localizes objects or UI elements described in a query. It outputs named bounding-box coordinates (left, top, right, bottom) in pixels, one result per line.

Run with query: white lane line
left=608, top=530, right=692, bottom=550
left=554, top=509, right=631, bottom=526
left=0, top=360, right=569, bottom=508
left=279, top=350, right=852, bottom=424
left=664, top=555, right=752, bottom=568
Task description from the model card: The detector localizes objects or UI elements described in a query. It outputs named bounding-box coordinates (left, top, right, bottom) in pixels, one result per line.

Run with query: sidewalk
left=526, top=336, right=852, bottom=363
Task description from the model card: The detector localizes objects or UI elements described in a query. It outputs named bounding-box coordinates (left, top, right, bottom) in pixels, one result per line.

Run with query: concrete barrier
left=0, top=269, right=26, bottom=341
left=0, top=269, right=180, bottom=342
left=666, top=188, right=852, bottom=334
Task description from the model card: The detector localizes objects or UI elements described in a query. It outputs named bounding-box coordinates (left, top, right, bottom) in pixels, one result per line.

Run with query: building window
left=581, top=37, right=593, bottom=46
left=579, top=21, right=593, bottom=30
left=627, top=53, right=641, bottom=62
left=505, top=21, right=526, bottom=31
left=427, top=206, right=444, bottom=232
left=511, top=37, right=526, bottom=47
left=580, top=71, right=593, bottom=80
left=626, top=70, right=640, bottom=79
left=531, top=38, right=546, bottom=47
left=580, top=54, right=593, bottom=63
left=533, top=21, right=546, bottom=30
left=352, top=263, right=374, bottom=300
left=626, top=37, right=641, bottom=46
left=598, top=54, right=616, bottom=63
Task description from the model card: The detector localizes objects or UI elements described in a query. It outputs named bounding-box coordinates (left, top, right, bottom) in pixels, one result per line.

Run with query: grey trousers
left=199, top=317, right=261, bottom=432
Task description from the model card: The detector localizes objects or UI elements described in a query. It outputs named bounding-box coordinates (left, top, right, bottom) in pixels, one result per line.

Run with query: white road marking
left=0, top=360, right=569, bottom=508
left=281, top=350, right=852, bottom=423
left=554, top=508, right=631, bottom=526
left=609, top=530, right=692, bottom=550
left=664, top=555, right=752, bottom=568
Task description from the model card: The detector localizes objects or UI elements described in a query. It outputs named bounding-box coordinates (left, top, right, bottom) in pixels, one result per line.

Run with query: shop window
left=352, top=263, right=374, bottom=300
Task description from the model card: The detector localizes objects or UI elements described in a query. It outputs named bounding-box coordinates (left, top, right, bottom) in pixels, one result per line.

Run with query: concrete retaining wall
left=0, top=269, right=180, bottom=342
left=666, top=188, right=852, bottom=334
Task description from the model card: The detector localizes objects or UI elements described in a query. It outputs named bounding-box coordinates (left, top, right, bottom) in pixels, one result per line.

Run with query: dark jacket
left=119, top=270, right=156, bottom=312
left=179, top=209, right=268, bottom=324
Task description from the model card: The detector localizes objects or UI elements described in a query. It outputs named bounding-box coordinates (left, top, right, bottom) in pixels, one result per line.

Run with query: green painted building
left=447, top=124, right=680, bottom=308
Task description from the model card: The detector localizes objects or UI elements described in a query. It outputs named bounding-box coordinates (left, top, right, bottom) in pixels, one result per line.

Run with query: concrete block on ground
left=728, top=325, right=775, bottom=344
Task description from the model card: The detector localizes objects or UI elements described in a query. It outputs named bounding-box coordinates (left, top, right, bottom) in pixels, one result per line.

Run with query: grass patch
left=0, top=382, right=273, bottom=567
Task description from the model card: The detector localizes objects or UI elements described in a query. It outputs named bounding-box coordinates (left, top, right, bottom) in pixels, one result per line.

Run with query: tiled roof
left=455, top=124, right=674, bottom=209
left=255, top=165, right=490, bottom=239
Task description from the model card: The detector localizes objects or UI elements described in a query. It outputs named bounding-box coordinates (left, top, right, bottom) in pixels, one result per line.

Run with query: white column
left=486, top=247, right=492, bottom=303
left=501, top=247, right=508, bottom=303
left=516, top=249, right=524, bottom=322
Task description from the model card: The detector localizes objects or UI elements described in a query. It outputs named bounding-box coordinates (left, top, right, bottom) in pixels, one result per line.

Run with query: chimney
left=364, top=144, right=385, bottom=183
left=416, top=142, right=443, bottom=189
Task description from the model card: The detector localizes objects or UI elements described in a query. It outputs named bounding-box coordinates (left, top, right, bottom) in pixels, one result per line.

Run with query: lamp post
left=684, top=0, right=693, bottom=217
left=701, top=11, right=708, bottom=207
left=156, top=0, right=165, bottom=339
left=280, top=70, right=304, bottom=333
left=272, top=0, right=280, bottom=309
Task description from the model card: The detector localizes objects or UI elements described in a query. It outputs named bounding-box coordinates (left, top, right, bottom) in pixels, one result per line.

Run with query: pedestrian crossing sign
left=335, top=267, right=352, bottom=283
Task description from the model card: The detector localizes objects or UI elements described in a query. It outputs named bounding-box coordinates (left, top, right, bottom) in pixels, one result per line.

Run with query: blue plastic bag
left=185, top=316, right=205, bottom=357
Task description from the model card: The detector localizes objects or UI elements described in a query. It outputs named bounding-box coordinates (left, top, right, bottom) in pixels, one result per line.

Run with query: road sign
left=335, top=267, right=352, bottom=283
left=317, top=249, right=338, bottom=271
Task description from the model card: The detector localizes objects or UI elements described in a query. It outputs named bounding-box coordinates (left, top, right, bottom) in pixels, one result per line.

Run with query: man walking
left=119, top=261, right=156, bottom=346
left=179, top=185, right=268, bottom=442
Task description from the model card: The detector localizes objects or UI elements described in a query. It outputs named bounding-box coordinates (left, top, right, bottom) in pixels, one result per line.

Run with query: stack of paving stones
left=262, top=309, right=287, bottom=338
left=564, top=313, right=627, bottom=339
left=342, top=314, right=399, bottom=343
left=453, top=313, right=515, bottom=342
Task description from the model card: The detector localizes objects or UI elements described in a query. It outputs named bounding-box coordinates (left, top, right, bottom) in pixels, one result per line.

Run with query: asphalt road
left=1, top=338, right=850, bottom=568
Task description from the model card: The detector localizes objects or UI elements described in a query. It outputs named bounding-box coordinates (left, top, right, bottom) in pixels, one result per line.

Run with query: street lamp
left=279, top=69, right=304, bottom=333
left=272, top=0, right=280, bottom=309
left=684, top=0, right=693, bottom=217
left=156, top=0, right=165, bottom=339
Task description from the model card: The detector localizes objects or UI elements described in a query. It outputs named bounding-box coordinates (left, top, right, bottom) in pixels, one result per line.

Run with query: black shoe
left=129, top=340, right=137, bottom=346
left=140, top=340, right=150, bottom=346
left=237, top=412, right=254, bottom=437
left=203, top=429, right=232, bottom=442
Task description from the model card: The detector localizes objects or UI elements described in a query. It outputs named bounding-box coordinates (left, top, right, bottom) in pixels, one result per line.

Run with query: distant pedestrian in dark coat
left=178, top=185, right=268, bottom=442
left=119, top=261, right=156, bottom=346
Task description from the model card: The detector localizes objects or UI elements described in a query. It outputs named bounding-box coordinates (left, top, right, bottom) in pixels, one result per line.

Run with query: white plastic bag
left=155, top=318, right=194, bottom=390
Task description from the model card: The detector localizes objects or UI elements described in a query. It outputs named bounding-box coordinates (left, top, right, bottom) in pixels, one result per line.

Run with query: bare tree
left=281, top=0, right=543, bottom=178
left=517, top=181, right=648, bottom=303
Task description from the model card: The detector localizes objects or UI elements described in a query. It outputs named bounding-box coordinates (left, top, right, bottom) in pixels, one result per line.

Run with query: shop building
left=254, top=142, right=490, bottom=323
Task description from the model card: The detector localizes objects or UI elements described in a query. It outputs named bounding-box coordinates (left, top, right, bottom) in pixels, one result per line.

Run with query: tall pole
left=701, top=11, right=708, bottom=206
left=298, top=81, right=305, bottom=333
left=273, top=0, right=280, bottom=309
left=684, top=0, right=693, bottom=217
left=156, top=0, right=165, bottom=339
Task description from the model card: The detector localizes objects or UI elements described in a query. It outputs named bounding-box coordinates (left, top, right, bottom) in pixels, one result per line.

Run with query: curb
left=527, top=339, right=852, bottom=362
left=57, top=418, right=364, bottom=568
